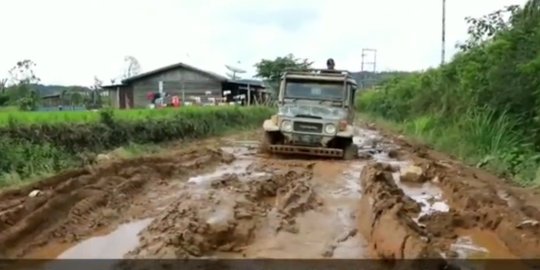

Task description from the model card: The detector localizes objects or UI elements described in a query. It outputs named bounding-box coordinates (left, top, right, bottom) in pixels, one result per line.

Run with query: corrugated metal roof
left=228, top=79, right=265, bottom=87
left=101, top=83, right=125, bottom=89
left=121, top=62, right=228, bottom=84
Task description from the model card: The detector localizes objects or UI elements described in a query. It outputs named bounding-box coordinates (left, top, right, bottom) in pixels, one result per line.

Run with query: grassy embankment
left=0, top=106, right=274, bottom=187
left=357, top=0, right=540, bottom=186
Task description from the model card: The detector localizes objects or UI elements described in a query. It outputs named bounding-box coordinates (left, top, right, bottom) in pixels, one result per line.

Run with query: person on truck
left=326, top=58, right=335, bottom=70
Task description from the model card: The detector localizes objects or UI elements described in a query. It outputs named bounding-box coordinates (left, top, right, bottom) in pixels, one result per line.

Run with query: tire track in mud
left=357, top=125, right=540, bottom=269
left=1, top=128, right=540, bottom=269
left=0, top=145, right=236, bottom=258
left=122, top=146, right=367, bottom=260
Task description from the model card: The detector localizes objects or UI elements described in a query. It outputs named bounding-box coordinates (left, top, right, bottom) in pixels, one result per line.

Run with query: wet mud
left=0, top=127, right=539, bottom=268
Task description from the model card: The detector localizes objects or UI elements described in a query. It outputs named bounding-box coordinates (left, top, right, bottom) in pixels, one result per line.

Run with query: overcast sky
left=0, top=0, right=528, bottom=86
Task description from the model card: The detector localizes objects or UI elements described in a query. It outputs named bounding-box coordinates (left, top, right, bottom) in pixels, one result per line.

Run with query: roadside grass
left=358, top=110, right=540, bottom=187
left=0, top=106, right=268, bottom=126
left=0, top=106, right=274, bottom=188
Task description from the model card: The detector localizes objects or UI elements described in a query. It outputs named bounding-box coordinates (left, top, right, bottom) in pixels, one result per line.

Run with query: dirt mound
left=125, top=189, right=259, bottom=259
left=401, top=156, right=540, bottom=258
left=124, top=160, right=318, bottom=259
left=0, top=147, right=233, bottom=258
left=358, top=162, right=440, bottom=259
left=367, top=123, right=540, bottom=260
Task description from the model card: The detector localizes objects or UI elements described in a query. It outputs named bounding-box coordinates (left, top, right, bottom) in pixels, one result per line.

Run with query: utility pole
left=361, top=48, right=377, bottom=89
left=441, top=0, right=446, bottom=65
left=361, top=48, right=377, bottom=73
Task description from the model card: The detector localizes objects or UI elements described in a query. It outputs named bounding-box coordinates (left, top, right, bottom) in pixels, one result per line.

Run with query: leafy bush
left=357, top=0, right=540, bottom=186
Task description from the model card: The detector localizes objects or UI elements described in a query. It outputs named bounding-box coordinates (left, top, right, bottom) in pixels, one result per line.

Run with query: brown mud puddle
left=452, top=228, right=516, bottom=259
left=122, top=144, right=370, bottom=259
left=0, top=141, right=236, bottom=258
left=360, top=122, right=540, bottom=266
left=4, top=132, right=374, bottom=261
left=1, top=127, right=539, bottom=267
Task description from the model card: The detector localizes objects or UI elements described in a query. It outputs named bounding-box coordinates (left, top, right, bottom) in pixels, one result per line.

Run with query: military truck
left=260, top=68, right=358, bottom=159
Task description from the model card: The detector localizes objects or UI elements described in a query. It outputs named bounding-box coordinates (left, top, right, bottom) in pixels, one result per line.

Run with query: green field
left=0, top=106, right=261, bottom=126
left=0, top=106, right=275, bottom=187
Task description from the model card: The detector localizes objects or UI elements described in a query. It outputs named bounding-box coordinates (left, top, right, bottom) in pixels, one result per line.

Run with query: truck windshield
left=284, top=80, right=345, bottom=101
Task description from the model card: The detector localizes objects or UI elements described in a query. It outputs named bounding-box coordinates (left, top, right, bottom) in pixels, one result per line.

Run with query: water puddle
left=331, top=162, right=364, bottom=199
left=187, top=159, right=252, bottom=186
left=188, top=146, right=253, bottom=188
left=216, top=158, right=369, bottom=259
left=450, top=229, right=517, bottom=259
left=496, top=189, right=519, bottom=208
left=396, top=179, right=450, bottom=220
left=221, top=141, right=259, bottom=157
left=357, top=128, right=451, bottom=222
left=204, top=190, right=237, bottom=229
left=241, top=208, right=365, bottom=259
left=221, top=145, right=256, bottom=157
left=354, top=127, right=524, bottom=266
left=450, top=235, right=490, bottom=259
left=445, top=229, right=522, bottom=270
left=367, top=147, right=450, bottom=221
left=57, top=218, right=153, bottom=259
left=22, top=218, right=152, bottom=260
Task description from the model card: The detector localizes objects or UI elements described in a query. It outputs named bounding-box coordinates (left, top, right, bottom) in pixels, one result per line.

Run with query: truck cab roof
left=282, top=68, right=358, bottom=86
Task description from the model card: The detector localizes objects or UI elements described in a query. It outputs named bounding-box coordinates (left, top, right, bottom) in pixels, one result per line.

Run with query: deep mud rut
left=1, top=127, right=540, bottom=269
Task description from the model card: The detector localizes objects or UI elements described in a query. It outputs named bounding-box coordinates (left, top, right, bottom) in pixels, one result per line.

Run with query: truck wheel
left=343, top=143, right=358, bottom=160
left=259, top=131, right=272, bottom=154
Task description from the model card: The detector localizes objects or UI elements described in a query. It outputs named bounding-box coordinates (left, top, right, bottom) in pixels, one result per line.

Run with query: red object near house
left=146, top=92, right=155, bottom=101
left=172, top=96, right=180, bottom=107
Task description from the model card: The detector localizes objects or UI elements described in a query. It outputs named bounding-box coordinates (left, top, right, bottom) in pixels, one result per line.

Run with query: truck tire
left=343, top=143, right=358, bottom=160
left=259, top=131, right=272, bottom=154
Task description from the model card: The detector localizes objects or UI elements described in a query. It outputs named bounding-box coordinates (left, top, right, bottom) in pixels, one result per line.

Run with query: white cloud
left=0, top=0, right=528, bottom=86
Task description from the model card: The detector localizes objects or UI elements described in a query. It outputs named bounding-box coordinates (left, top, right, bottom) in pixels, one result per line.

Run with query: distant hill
left=30, top=84, right=92, bottom=97
left=350, top=71, right=414, bottom=89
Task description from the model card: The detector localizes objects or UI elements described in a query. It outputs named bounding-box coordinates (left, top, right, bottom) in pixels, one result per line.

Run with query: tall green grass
left=358, top=94, right=539, bottom=186
left=0, top=106, right=275, bottom=187
left=0, top=106, right=265, bottom=126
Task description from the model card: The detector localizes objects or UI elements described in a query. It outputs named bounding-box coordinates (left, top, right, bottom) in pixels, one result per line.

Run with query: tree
left=71, top=91, right=83, bottom=106
left=0, top=78, right=7, bottom=94
left=8, top=59, right=40, bottom=85
left=6, top=59, right=41, bottom=110
left=254, top=54, right=313, bottom=94
left=0, top=78, right=7, bottom=106
left=17, top=88, right=40, bottom=111
left=457, top=5, right=520, bottom=51
left=93, top=76, right=103, bottom=90
left=254, top=54, right=313, bottom=82
left=123, top=56, right=141, bottom=79
left=86, top=76, right=104, bottom=108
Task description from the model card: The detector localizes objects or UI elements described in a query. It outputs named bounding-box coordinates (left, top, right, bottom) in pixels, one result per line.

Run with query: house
left=40, top=93, right=62, bottom=107
left=102, top=62, right=267, bottom=109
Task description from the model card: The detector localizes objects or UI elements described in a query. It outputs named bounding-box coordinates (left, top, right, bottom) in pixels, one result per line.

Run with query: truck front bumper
left=267, top=144, right=343, bottom=158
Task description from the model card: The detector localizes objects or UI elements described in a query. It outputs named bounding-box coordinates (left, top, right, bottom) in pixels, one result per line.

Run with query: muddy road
left=1, top=126, right=540, bottom=268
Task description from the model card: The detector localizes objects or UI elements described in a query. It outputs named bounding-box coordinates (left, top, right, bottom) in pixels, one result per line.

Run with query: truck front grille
left=293, top=122, right=323, bottom=133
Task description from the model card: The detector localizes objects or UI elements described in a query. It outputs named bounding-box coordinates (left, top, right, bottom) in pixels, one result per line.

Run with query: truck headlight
left=281, top=120, right=293, bottom=131
left=324, top=124, right=337, bottom=134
